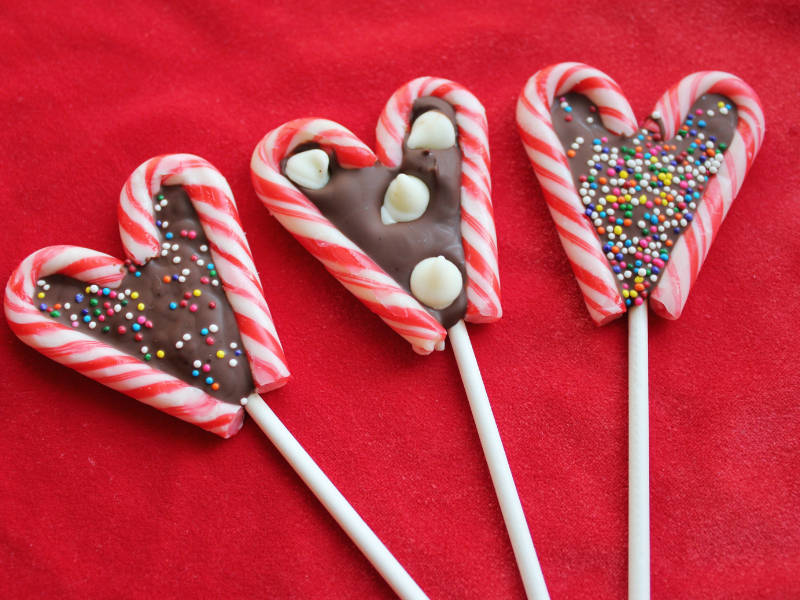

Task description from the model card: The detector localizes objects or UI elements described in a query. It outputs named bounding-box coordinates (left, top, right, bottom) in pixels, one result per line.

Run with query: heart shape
left=517, top=63, right=765, bottom=324
left=5, top=154, right=290, bottom=437
left=251, top=78, right=501, bottom=355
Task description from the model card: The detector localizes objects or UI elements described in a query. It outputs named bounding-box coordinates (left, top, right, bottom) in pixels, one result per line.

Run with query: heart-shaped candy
left=5, top=155, right=290, bottom=437
left=517, top=63, right=765, bottom=324
left=251, top=78, right=501, bottom=355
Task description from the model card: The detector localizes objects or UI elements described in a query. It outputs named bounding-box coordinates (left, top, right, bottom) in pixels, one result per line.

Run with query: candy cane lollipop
left=5, top=154, right=429, bottom=600
left=252, top=78, right=550, bottom=600
left=517, top=64, right=765, bottom=598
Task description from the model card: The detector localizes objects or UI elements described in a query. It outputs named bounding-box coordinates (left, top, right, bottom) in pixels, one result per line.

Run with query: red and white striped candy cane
left=517, top=63, right=764, bottom=324
left=251, top=79, right=500, bottom=354
left=120, top=154, right=290, bottom=390
left=642, top=73, right=765, bottom=319
left=377, top=78, right=500, bottom=323
left=4, top=246, right=245, bottom=438
left=517, top=63, right=636, bottom=325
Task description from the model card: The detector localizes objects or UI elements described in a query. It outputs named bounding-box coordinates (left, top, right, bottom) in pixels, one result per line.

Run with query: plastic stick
left=245, top=394, right=430, bottom=600
left=448, top=320, right=550, bottom=600
left=628, top=301, right=650, bottom=599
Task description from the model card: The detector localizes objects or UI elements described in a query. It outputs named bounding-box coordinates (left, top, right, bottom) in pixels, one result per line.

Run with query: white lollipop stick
left=448, top=320, right=550, bottom=600
left=628, top=301, right=650, bottom=599
left=244, top=394, right=429, bottom=600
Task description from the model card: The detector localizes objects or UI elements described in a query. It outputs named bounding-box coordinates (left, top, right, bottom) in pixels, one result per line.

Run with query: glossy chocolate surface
left=37, top=185, right=254, bottom=404
left=551, top=93, right=737, bottom=302
left=287, top=97, right=467, bottom=329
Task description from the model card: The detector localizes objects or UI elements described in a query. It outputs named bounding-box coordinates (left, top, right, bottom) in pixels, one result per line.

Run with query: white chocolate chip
left=409, top=256, right=463, bottom=310
left=381, top=174, right=430, bottom=224
left=285, top=149, right=330, bottom=189
left=406, top=111, right=456, bottom=150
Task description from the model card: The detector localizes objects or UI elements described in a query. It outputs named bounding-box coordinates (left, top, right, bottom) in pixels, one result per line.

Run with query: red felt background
left=1, top=1, right=799, bottom=598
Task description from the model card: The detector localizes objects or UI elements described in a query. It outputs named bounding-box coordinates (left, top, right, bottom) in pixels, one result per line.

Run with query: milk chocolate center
left=285, top=97, right=467, bottom=329
left=35, top=185, right=254, bottom=405
left=551, top=93, right=738, bottom=304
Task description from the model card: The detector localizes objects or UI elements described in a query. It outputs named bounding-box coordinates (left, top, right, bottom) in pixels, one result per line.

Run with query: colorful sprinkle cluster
left=35, top=191, right=248, bottom=402
left=560, top=96, right=735, bottom=306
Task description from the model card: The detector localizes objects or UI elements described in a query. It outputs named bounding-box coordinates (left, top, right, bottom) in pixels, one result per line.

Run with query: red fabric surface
left=1, top=1, right=798, bottom=598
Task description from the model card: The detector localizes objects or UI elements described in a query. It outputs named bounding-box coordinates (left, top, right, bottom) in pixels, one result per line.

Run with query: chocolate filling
left=36, top=185, right=254, bottom=405
left=551, top=93, right=738, bottom=304
left=284, top=97, right=467, bottom=329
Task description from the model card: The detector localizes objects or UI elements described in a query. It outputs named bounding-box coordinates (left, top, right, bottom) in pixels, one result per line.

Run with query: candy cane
left=517, top=63, right=764, bottom=324
left=516, top=62, right=636, bottom=325
left=6, top=154, right=290, bottom=438
left=120, top=154, right=290, bottom=390
left=643, top=73, right=765, bottom=319
left=4, top=245, right=245, bottom=437
left=377, top=77, right=501, bottom=322
left=252, top=79, right=500, bottom=354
